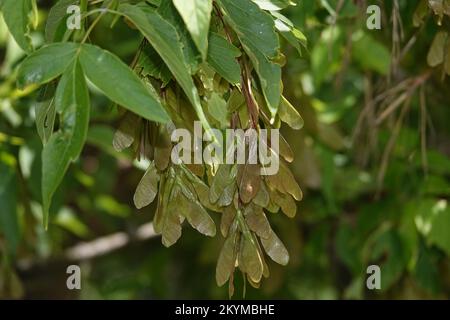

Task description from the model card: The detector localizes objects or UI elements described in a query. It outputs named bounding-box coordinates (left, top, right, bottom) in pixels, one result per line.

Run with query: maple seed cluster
left=110, top=0, right=306, bottom=295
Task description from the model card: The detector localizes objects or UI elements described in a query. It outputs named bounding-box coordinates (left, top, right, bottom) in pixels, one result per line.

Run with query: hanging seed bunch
left=12, top=0, right=306, bottom=295
left=109, top=0, right=306, bottom=293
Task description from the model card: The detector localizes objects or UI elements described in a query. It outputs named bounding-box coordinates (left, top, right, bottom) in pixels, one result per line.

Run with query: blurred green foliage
left=1, top=0, right=450, bottom=299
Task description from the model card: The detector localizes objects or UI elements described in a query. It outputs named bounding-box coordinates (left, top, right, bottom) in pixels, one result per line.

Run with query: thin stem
left=81, top=11, right=105, bottom=43
left=213, top=2, right=233, bottom=43
left=81, top=2, right=119, bottom=44
left=240, top=59, right=259, bottom=129
left=214, top=3, right=259, bottom=129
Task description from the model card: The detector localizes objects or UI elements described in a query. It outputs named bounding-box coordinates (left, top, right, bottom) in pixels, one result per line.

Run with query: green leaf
left=227, top=89, right=246, bottom=113
left=35, top=83, right=57, bottom=145
left=158, top=0, right=201, bottom=73
left=352, top=31, right=390, bottom=75
left=55, top=207, right=90, bottom=238
left=17, top=43, right=79, bottom=89
left=261, top=228, right=289, bottom=265
left=217, top=0, right=282, bottom=118
left=78, top=44, right=169, bottom=123
left=207, top=92, right=229, bottom=128
left=272, top=11, right=307, bottom=57
left=1, top=0, right=36, bottom=52
left=55, top=60, right=90, bottom=159
left=173, top=0, right=212, bottom=60
left=428, top=202, right=450, bottom=255
left=207, top=33, right=241, bottom=84
left=369, top=229, right=406, bottom=290
left=134, top=162, right=159, bottom=209
left=45, top=0, right=79, bottom=43
left=119, top=3, right=213, bottom=135
left=414, top=243, right=441, bottom=294
left=252, top=0, right=293, bottom=11
left=311, top=26, right=343, bottom=88
left=42, top=59, right=90, bottom=228
left=136, top=42, right=172, bottom=86
left=0, top=157, right=20, bottom=256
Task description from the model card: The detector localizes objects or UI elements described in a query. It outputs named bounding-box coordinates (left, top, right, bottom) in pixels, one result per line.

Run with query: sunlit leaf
left=173, top=0, right=212, bottom=60
left=252, top=0, right=293, bottom=11
left=79, top=43, right=169, bottom=123
left=428, top=203, right=450, bottom=255
left=272, top=11, right=307, bottom=57
left=158, top=0, right=201, bottom=72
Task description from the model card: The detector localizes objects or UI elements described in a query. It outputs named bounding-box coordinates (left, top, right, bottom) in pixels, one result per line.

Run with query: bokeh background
left=1, top=0, right=450, bottom=299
